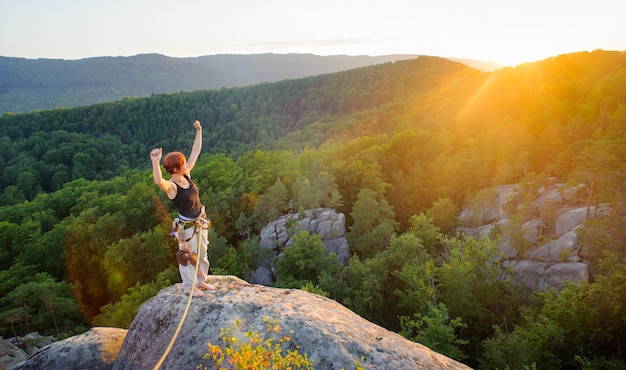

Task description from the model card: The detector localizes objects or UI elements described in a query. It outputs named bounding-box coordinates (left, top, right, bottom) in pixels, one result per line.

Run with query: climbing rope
left=153, top=222, right=203, bottom=370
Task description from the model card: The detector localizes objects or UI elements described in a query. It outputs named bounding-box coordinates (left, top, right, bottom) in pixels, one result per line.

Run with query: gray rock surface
left=554, top=205, right=610, bottom=236
left=9, top=327, right=126, bottom=370
left=545, top=262, right=589, bottom=289
left=254, top=208, right=350, bottom=285
left=526, top=230, right=580, bottom=262
left=495, top=184, right=522, bottom=213
left=459, top=183, right=617, bottom=291
left=532, top=185, right=564, bottom=210
left=502, top=260, right=589, bottom=291
left=458, top=185, right=521, bottom=227
left=113, top=276, right=471, bottom=370
left=0, top=339, right=27, bottom=370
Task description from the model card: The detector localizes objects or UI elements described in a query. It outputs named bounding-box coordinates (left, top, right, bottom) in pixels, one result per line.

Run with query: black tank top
left=171, top=175, right=202, bottom=219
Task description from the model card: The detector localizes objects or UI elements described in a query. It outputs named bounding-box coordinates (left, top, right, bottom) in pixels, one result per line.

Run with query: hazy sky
left=1, top=0, right=624, bottom=66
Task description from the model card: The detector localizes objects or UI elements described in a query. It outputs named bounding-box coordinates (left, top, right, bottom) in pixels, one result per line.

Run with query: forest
left=0, top=53, right=428, bottom=114
left=0, top=50, right=625, bottom=369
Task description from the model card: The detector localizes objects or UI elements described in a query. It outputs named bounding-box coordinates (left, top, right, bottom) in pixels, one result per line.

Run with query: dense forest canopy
left=0, top=55, right=480, bottom=203
left=0, top=53, right=452, bottom=114
left=1, top=50, right=625, bottom=368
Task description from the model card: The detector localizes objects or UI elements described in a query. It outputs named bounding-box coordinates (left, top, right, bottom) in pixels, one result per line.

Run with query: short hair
left=163, top=152, right=186, bottom=174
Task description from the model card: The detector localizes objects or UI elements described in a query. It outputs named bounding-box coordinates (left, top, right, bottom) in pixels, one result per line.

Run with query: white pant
left=178, top=225, right=210, bottom=292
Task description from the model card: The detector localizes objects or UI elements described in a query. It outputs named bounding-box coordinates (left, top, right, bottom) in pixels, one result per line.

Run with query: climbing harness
left=153, top=211, right=211, bottom=370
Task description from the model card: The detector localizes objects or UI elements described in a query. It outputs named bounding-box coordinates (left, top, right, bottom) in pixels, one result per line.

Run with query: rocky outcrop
left=2, top=333, right=57, bottom=369
left=114, top=276, right=470, bottom=370
left=554, top=205, right=610, bottom=236
left=459, top=182, right=615, bottom=291
left=9, top=328, right=126, bottom=370
left=458, top=185, right=522, bottom=226
left=502, top=260, right=589, bottom=290
left=253, top=208, right=350, bottom=285
left=526, top=230, right=579, bottom=262
left=1, top=339, right=27, bottom=370
left=10, top=277, right=470, bottom=370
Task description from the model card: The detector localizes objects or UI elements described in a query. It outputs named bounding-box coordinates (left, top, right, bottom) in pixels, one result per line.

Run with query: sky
left=1, top=0, right=625, bottom=67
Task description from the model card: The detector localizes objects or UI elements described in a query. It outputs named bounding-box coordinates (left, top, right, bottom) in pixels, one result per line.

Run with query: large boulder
left=9, top=327, right=126, bottom=370
left=554, top=205, right=610, bottom=236
left=532, top=185, right=564, bottom=210
left=496, top=184, right=523, bottom=214
left=0, top=339, right=27, bottom=370
left=260, top=209, right=348, bottom=258
left=545, top=262, right=589, bottom=289
left=526, top=230, right=580, bottom=262
left=502, top=260, right=589, bottom=291
left=503, top=260, right=549, bottom=290
left=254, top=208, right=350, bottom=285
left=458, top=185, right=521, bottom=227
left=113, top=276, right=471, bottom=370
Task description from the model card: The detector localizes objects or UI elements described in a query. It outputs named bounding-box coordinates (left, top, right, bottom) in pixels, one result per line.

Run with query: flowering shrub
left=203, top=316, right=313, bottom=370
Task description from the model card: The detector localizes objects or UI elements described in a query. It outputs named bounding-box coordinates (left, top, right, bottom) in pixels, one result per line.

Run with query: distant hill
left=0, top=53, right=500, bottom=114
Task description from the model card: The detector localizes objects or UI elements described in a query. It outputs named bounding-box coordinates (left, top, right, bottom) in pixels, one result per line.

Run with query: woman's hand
left=150, top=148, right=162, bottom=161
left=194, top=120, right=202, bottom=131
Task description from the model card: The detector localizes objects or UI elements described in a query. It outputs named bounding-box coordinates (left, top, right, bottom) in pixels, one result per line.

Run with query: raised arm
left=185, top=120, right=203, bottom=172
left=150, top=147, right=176, bottom=198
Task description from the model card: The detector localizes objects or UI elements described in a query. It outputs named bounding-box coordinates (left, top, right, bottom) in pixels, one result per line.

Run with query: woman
left=150, top=120, right=215, bottom=297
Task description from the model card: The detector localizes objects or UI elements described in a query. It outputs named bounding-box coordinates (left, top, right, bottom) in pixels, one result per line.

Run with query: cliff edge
left=11, top=275, right=471, bottom=369
left=114, top=275, right=470, bottom=369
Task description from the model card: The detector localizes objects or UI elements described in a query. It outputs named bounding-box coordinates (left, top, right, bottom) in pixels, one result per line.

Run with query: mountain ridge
left=0, top=53, right=500, bottom=114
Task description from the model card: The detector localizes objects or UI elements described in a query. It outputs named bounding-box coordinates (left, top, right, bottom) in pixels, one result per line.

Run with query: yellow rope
left=153, top=225, right=203, bottom=370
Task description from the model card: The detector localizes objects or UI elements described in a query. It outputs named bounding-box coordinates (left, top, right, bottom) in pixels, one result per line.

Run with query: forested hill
left=0, top=55, right=474, bottom=198
left=0, top=53, right=402, bottom=113
left=0, top=53, right=414, bottom=114
left=0, top=50, right=624, bottom=208
left=0, top=53, right=501, bottom=114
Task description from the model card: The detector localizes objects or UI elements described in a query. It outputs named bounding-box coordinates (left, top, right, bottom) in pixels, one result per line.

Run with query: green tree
left=406, top=213, right=445, bottom=257
left=570, top=138, right=625, bottom=220
left=71, top=152, right=96, bottom=180
left=330, top=156, right=388, bottom=221
left=327, top=255, right=387, bottom=325
left=425, top=198, right=459, bottom=236
left=291, top=176, right=319, bottom=211
left=576, top=212, right=626, bottom=269
left=437, top=234, right=516, bottom=359
left=0, top=263, right=38, bottom=314
left=16, top=220, right=66, bottom=280
left=480, top=326, right=533, bottom=370
left=0, top=273, right=85, bottom=338
left=64, top=210, right=125, bottom=321
left=0, top=221, right=20, bottom=270
left=347, top=188, right=397, bottom=258
left=585, top=253, right=626, bottom=362
left=16, top=170, right=39, bottom=201
left=193, top=153, right=245, bottom=241
left=253, top=178, right=289, bottom=228
left=274, top=231, right=342, bottom=289
left=103, top=226, right=173, bottom=301
left=381, top=129, right=443, bottom=230
left=399, top=302, right=468, bottom=361
left=382, top=232, right=435, bottom=328
left=484, top=279, right=610, bottom=369
left=93, top=269, right=175, bottom=328
left=500, top=298, right=568, bottom=369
